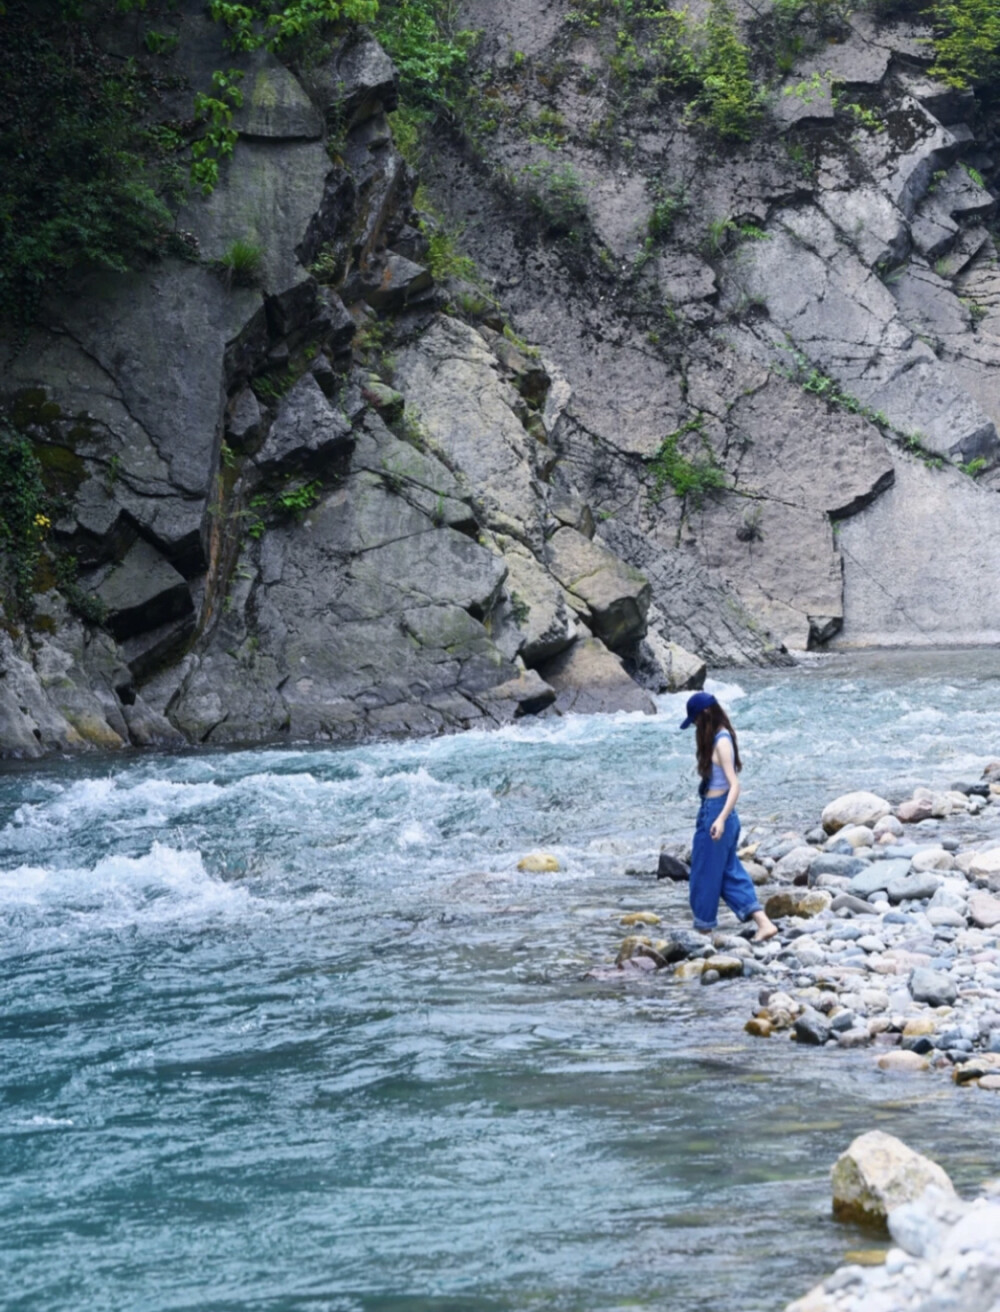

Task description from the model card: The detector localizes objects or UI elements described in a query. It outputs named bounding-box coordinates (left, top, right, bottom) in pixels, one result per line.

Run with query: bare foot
left=751, top=911, right=778, bottom=942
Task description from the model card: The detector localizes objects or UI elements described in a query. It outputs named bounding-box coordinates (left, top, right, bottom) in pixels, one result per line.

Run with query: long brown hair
left=695, top=702, right=742, bottom=781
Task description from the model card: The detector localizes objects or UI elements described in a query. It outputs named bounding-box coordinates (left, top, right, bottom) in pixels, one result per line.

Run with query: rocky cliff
left=2, top=0, right=1000, bottom=758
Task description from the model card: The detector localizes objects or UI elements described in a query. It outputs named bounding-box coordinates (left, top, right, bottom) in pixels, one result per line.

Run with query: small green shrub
left=518, top=161, right=588, bottom=234
left=647, top=417, right=727, bottom=506
left=648, top=185, right=688, bottom=240
left=215, top=237, right=264, bottom=287
left=959, top=456, right=988, bottom=476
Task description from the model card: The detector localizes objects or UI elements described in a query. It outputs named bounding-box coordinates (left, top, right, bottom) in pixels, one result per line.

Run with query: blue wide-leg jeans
left=690, top=794, right=763, bottom=931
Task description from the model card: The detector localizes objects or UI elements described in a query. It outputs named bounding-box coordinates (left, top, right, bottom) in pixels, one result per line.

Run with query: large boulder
left=831, top=1132, right=955, bottom=1226
left=546, top=527, right=651, bottom=652
left=500, top=540, right=578, bottom=663
left=821, top=791, right=892, bottom=834
left=537, top=637, right=656, bottom=716
left=91, top=539, right=193, bottom=641
left=253, top=372, right=354, bottom=471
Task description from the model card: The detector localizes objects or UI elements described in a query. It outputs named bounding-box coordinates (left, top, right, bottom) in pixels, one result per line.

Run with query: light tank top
left=706, top=730, right=732, bottom=792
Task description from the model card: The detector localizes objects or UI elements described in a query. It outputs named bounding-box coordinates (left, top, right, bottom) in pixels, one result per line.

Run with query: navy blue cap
left=679, top=691, right=717, bottom=729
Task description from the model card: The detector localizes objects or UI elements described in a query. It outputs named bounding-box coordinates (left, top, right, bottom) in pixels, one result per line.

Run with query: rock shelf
left=610, top=762, right=1000, bottom=1088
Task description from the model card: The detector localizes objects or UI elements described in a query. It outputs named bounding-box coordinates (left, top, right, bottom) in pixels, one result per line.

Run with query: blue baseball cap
left=679, top=691, right=716, bottom=729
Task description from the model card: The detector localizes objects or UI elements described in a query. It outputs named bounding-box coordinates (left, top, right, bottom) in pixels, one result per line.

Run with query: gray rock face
left=92, top=539, right=193, bottom=641
left=545, top=526, right=651, bottom=652
left=393, top=316, right=547, bottom=547
left=537, top=637, right=657, bottom=716
left=254, top=373, right=354, bottom=471
left=833, top=454, right=1000, bottom=647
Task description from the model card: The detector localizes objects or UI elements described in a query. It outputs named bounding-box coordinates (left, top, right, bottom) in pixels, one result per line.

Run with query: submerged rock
left=517, top=852, right=560, bottom=873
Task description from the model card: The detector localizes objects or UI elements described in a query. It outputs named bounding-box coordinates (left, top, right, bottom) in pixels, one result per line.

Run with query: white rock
left=874, top=814, right=904, bottom=839
left=911, top=847, right=955, bottom=873
left=822, top=791, right=892, bottom=834
left=927, top=906, right=966, bottom=928
left=831, top=1132, right=956, bottom=1225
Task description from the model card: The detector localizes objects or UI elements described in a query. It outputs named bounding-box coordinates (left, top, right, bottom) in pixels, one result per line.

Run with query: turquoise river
left=2, top=650, right=999, bottom=1311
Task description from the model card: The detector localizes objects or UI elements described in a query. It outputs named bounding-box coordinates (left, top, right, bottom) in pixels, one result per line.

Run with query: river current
left=2, top=650, right=999, bottom=1311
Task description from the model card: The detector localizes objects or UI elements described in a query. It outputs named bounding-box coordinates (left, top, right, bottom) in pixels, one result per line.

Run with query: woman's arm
left=709, top=736, right=741, bottom=840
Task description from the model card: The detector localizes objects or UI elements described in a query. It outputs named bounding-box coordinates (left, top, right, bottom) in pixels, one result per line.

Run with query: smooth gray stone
left=849, top=858, right=911, bottom=897
left=810, top=853, right=867, bottom=881
left=888, top=871, right=942, bottom=903
left=910, top=967, right=958, bottom=1007
left=794, top=1008, right=830, bottom=1045
left=830, top=892, right=880, bottom=916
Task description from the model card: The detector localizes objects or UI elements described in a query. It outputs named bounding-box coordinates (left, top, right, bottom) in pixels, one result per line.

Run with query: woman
left=679, top=691, right=778, bottom=942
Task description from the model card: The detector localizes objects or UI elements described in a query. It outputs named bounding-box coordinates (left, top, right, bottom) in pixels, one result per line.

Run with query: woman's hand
left=710, top=817, right=725, bottom=841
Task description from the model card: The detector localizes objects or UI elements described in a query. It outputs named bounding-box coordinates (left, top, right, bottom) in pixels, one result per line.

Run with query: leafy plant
left=959, top=456, right=988, bottom=476
left=647, top=417, right=727, bottom=506
left=648, top=185, right=688, bottom=240
left=276, top=479, right=322, bottom=518
left=0, top=1, right=176, bottom=336
left=210, top=0, right=378, bottom=53
left=929, top=0, right=1000, bottom=89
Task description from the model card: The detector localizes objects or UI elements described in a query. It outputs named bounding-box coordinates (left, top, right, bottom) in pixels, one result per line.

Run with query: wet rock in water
left=968, top=890, right=1000, bottom=929
left=909, top=967, right=958, bottom=1007
left=704, top=954, right=743, bottom=979
left=517, top=852, right=560, bottom=873
left=656, top=851, right=689, bottom=881
left=615, top=934, right=652, bottom=966
left=952, top=1054, right=1000, bottom=1085
left=700, top=968, right=721, bottom=985
left=831, top=1132, right=954, bottom=1226
left=794, top=1008, right=831, bottom=1045
left=620, top=911, right=661, bottom=927
left=822, top=792, right=892, bottom=835
left=674, top=959, right=707, bottom=981
left=745, top=1016, right=773, bottom=1037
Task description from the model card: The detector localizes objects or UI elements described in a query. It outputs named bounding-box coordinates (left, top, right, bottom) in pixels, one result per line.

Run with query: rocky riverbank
left=785, top=1132, right=1000, bottom=1312
left=604, top=759, right=1000, bottom=1087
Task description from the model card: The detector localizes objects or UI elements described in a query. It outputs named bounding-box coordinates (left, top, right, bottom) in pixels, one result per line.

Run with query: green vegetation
left=214, top=238, right=265, bottom=287
left=648, top=185, right=688, bottom=241
left=566, top=0, right=764, bottom=142
left=647, top=417, right=727, bottom=506
left=517, top=161, right=588, bottom=235
left=0, top=422, right=50, bottom=617
left=959, top=456, right=988, bottom=477
left=929, top=0, right=1000, bottom=89
left=0, top=1, right=177, bottom=336
left=210, top=0, right=377, bottom=51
